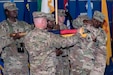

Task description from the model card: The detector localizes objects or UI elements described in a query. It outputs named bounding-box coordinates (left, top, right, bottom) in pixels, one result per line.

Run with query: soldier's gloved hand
left=56, top=49, right=63, bottom=56
left=78, top=27, right=87, bottom=38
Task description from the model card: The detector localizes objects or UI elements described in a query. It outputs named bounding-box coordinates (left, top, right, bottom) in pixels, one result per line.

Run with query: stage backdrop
left=0, top=0, right=112, bottom=25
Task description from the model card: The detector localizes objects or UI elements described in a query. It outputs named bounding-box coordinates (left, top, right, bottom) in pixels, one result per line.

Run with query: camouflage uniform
left=46, top=13, right=55, bottom=21
left=69, top=25, right=106, bottom=75
left=1, top=43, right=29, bottom=75
left=24, top=11, right=80, bottom=75
left=59, top=23, right=68, bottom=30
left=56, top=9, right=70, bottom=75
left=46, top=12, right=70, bottom=75
left=69, top=11, right=107, bottom=75
left=0, top=27, right=14, bottom=53
left=89, top=11, right=107, bottom=75
left=58, top=9, right=68, bottom=30
left=72, top=15, right=89, bottom=29
left=56, top=31, right=70, bottom=75
left=0, top=2, right=32, bottom=75
left=0, top=19, right=31, bottom=75
left=24, top=27, right=80, bottom=75
left=46, top=13, right=56, bottom=30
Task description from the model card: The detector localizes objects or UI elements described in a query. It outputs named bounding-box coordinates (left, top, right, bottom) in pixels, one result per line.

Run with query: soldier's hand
left=56, top=49, right=63, bottom=56
left=11, top=33, right=21, bottom=40
left=10, top=32, right=26, bottom=40
left=54, top=24, right=60, bottom=30
left=93, top=38, right=97, bottom=42
left=92, top=36, right=97, bottom=42
left=78, top=28, right=87, bottom=38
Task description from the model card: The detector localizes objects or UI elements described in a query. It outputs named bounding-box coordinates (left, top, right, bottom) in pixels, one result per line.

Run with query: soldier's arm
left=96, top=30, right=107, bottom=44
left=49, top=32, right=80, bottom=48
left=0, top=35, right=14, bottom=48
left=22, top=21, right=33, bottom=33
left=0, top=25, right=14, bottom=48
left=10, top=21, right=33, bottom=40
left=24, top=30, right=80, bottom=51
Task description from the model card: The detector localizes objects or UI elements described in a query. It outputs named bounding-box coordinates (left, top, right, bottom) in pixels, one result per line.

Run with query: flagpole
left=55, top=0, right=58, bottom=24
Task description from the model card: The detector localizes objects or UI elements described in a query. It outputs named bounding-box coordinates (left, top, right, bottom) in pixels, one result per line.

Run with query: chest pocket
left=6, top=20, right=13, bottom=34
left=6, top=20, right=25, bottom=33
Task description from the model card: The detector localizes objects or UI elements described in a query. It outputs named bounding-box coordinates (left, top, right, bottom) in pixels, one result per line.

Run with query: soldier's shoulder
left=99, top=28, right=106, bottom=35
left=0, top=21, right=8, bottom=37
left=0, top=20, right=7, bottom=25
left=0, top=20, right=8, bottom=29
left=24, top=30, right=33, bottom=39
left=18, top=21, right=32, bottom=29
left=19, top=21, right=30, bottom=25
left=61, top=24, right=68, bottom=29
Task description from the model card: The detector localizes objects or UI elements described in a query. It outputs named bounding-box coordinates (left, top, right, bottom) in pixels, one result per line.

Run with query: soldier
left=89, top=11, right=107, bottom=75
left=69, top=11, right=107, bottom=75
left=58, top=9, right=68, bottom=30
left=72, top=15, right=89, bottom=29
left=55, top=9, right=71, bottom=75
left=46, top=13, right=56, bottom=30
left=0, top=2, right=32, bottom=75
left=24, top=11, right=81, bottom=75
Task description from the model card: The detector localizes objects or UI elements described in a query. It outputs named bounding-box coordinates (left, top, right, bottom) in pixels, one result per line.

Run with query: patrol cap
left=58, top=9, right=66, bottom=16
left=93, top=11, right=105, bottom=22
left=3, top=2, right=18, bottom=11
left=46, top=13, right=55, bottom=21
left=72, top=15, right=89, bottom=28
left=33, top=12, right=46, bottom=18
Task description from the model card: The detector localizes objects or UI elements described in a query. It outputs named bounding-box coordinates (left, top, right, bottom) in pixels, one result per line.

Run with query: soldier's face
left=92, top=19, right=103, bottom=28
left=7, top=10, right=18, bottom=18
left=42, top=18, right=47, bottom=29
left=47, top=20, right=55, bottom=29
left=34, top=18, right=47, bottom=29
left=58, top=16, right=65, bottom=23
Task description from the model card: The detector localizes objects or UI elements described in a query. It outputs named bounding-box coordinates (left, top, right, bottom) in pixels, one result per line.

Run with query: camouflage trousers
left=56, top=55, right=70, bottom=75
left=1, top=44, right=29, bottom=75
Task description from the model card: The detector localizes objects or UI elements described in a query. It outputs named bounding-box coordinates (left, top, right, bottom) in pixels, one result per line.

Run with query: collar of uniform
left=7, top=18, right=18, bottom=25
left=34, top=27, right=47, bottom=31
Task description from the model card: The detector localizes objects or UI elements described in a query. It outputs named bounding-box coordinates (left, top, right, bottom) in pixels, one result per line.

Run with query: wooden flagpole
left=55, top=0, right=58, bottom=24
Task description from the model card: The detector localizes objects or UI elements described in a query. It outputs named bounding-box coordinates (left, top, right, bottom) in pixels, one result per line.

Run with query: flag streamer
left=102, top=0, right=112, bottom=65
left=87, top=0, right=92, bottom=19
left=23, top=0, right=31, bottom=24
left=10, top=0, right=14, bottom=2
left=37, top=0, right=42, bottom=11
left=41, top=0, right=54, bottom=13
left=48, top=0, right=54, bottom=13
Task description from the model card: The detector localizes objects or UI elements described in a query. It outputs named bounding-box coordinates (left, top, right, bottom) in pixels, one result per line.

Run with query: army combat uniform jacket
left=24, top=28, right=79, bottom=75
left=69, top=25, right=107, bottom=75
left=0, top=19, right=32, bottom=75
